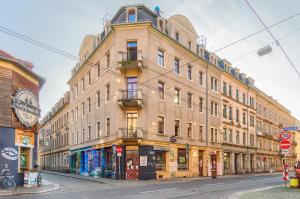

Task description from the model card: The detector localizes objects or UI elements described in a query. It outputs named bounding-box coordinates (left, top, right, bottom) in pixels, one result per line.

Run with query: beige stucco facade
left=39, top=5, right=298, bottom=180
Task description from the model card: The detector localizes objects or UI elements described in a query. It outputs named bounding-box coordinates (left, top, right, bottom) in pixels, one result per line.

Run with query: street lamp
left=257, top=45, right=272, bottom=57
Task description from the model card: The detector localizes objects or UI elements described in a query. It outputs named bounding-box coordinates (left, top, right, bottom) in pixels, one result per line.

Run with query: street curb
left=228, top=185, right=280, bottom=199
left=0, top=183, right=61, bottom=198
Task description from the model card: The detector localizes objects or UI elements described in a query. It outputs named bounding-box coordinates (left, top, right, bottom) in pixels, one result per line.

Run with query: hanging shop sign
left=1, top=147, right=18, bottom=160
left=15, top=129, right=35, bottom=148
left=12, top=90, right=40, bottom=128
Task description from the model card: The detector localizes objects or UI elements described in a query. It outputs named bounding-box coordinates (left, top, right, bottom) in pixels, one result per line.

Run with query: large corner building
left=39, top=5, right=298, bottom=180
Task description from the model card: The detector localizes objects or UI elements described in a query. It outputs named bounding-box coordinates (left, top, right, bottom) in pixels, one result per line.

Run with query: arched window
left=128, top=9, right=136, bottom=23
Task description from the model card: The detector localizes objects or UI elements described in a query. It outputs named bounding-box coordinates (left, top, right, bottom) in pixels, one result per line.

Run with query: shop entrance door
left=126, top=150, right=139, bottom=179
left=199, top=151, right=204, bottom=176
left=210, top=153, right=217, bottom=177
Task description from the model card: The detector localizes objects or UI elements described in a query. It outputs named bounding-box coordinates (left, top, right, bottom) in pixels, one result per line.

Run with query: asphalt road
left=8, top=173, right=284, bottom=199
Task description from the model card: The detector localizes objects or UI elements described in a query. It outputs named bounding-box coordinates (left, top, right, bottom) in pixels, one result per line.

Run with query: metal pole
left=119, top=156, right=121, bottom=180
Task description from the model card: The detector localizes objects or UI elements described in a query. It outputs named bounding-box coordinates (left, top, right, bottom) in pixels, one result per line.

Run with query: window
left=88, top=126, right=91, bottom=140
left=75, top=84, right=78, bottom=97
left=243, top=93, right=246, bottom=104
left=88, top=71, right=91, bottom=85
left=243, top=132, right=246, bottom=145
left=236, top=109, right=239, bottom=122
left=174, top=58, right=180, bottom=74
left=187, top=65, right=192, bottom=80
left=199, top=71, right=203, bottom=85
left=177, top=149, right=187, bottom=170
left=199, top=126, right=203, bottom=141
left=175, top=32, right=180, bottom=42
left=88, top=97, right=91, bottom=113
left=188, top=41, right=192, bottom=50
left=243, top=112, right=246, bottom=125
left=229, top=85, right=232, bottom=97
left=106, top=83, right=110, bottom=102
left=215, top=129, right=218, bottom=142
left=250, top=115, right=255, bottom=127
left=210, top=101, right=218, bottom=117
left=223, top=128, right=227, bottom=142
left=210, top=128, right=214, bottom=142
left=187, top=92, right=192, bottom=109
left=106, top=52, right=110, bottom=68
left=210, top=76, right=218, bottom=92
left=223, top=104, right=227, bottom=118
left=223, top=82, right=227, bottom=95
left=157, top=49, right=164, bottom=67
left=187, top=123, right=192, bottom=138
left=236, top=131, right=240, bottom=144
left=76, top=107, right=78, bottom=120
left=106, top=118, right=110, bottom=135
left=229, top=129, right=233, bottom=142
left=158, top=81, right=164, bottom=100
left=174, top=88, right=180, bottom=105
left=127, top=41, right=137, bottom=61
left=97, top=122, right=101, bottom=138
left=128, top=9, right=136, bottom=22
left=82, top=77, right=85, bottom=91
left=82, top=128, right=85, bottom=142
left=175, top=120, right=180, bottom=136
left=97, top=63, right=101, bottom=77
left=236, top=89, right=239, bottom=101
left=199, top=97, right=203, bottom=112
left=229, top=107, right=232, bottom=120
left=96, top=91, right=100, bottom=107
left=76, top=131, right=79, bottom=144
left=155, top=151, right=166, bottom=171
left=158, top=116, right=164, bottom=134
left=81, top=102, right=85, bottom=116
left=250, top=134, right=254, bottom=146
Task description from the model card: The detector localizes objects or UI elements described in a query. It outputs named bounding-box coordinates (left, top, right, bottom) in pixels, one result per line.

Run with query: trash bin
left=211, top=169, right=217, bottom=178
left=290, top=177, right=299, bottom=188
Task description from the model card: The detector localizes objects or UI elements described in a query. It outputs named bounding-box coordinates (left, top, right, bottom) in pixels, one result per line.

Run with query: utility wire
left=244, top=0, right=300, bottom=77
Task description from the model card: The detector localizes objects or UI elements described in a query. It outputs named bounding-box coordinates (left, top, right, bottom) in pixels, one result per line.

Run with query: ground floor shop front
left=223, top=145, right=256, bottom=175
left=68, top=142, right=223, bottom=180
left=0, top=127, right=37, bottom=186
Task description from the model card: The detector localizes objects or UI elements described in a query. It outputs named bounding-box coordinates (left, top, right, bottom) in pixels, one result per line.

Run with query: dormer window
left=175, top=32, right=180, bottom=42
left=128, top=9, right=136, bottom=23
left=188, top=41, right=192, bottom=50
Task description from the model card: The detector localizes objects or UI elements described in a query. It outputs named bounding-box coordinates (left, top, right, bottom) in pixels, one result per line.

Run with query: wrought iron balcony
left=117, top=89, right=144, bottom=108
left=118, top=127, right=143, bottom=139
left=117, top=50, right=143, bottom=74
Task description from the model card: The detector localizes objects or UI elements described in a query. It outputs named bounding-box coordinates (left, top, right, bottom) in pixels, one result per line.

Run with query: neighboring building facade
left=0, top=50, right=44, bottom=185
left=39, top=4, right=298, bottom=180
left=39, top=92, right=70, bottom=173
left=256, top=90, right=297, bottom=172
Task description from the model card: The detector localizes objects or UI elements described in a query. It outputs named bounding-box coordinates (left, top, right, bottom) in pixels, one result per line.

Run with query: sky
left=0, top=0, right=300, bottom=120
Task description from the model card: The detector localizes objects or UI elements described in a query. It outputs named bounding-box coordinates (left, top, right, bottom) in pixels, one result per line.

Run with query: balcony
left=117, top=89, right=144, bottom=108
left=117, top=50, right=143, bottom=74
left=118, top=127, right=143, bottom=139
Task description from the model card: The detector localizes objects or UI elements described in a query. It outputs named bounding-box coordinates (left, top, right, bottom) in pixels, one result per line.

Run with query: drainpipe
left=205, top=62, right=209, bottom=176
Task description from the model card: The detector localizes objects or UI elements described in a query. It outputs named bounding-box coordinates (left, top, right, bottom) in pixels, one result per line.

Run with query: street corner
left=0, top=180, right=61, bottom=198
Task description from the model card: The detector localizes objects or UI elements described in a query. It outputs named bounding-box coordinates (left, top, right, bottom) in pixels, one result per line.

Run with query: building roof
left=0, top=49, right=45, bottom=88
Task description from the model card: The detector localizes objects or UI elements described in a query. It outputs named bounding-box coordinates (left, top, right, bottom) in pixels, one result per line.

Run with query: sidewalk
left=42, top=170, right=281, bottom=186
left=0, top=180, right=60, bottom=197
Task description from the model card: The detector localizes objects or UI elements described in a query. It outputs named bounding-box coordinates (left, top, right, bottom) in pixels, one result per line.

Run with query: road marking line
left=140, top=188, right=177, bottom=194
left=202, top=183, right=225, bottom=187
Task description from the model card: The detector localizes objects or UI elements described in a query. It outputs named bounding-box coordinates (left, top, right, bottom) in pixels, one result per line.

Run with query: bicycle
left=0, top=173, right=16, bottom=190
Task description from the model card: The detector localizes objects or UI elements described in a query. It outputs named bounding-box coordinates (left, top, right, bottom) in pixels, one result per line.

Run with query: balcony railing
left=117, top=89, right=144, bottom=108
left=117, top=50, right=143, bottom=73
left=118, top=127, right=143, bottom=139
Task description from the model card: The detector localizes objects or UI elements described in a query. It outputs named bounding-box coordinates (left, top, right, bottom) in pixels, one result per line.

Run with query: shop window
left=155, top=151, right=166, bottom=171
left=177, top=148, right=187, bottom=170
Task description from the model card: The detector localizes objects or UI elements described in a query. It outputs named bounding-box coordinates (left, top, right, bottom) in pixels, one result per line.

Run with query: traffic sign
left=280, top=131, right=291, bottom=140
left=281, top=149, right=289, bottom=155
left=282, top=126, right=298, bottom=131
left=116, top=146, right=122, bottom=153
left=280, top=140, right=291, bottom=149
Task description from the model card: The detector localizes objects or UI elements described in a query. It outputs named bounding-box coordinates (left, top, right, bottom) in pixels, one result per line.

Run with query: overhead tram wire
left=230, top=27, right=300, bottom=63
left=1, top=10, right=300, bottom=102
left=244, top=0, right=300, bottom=77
